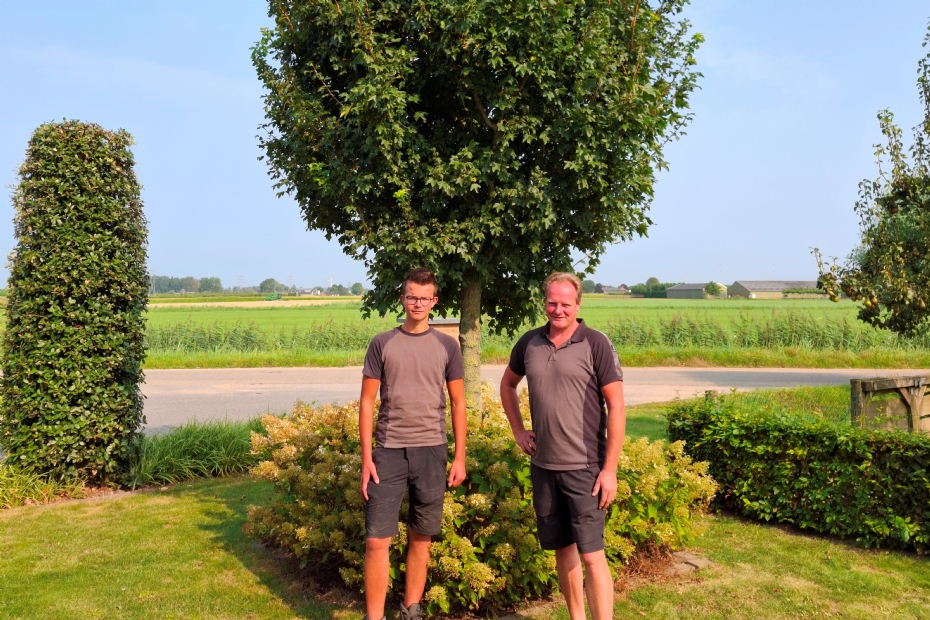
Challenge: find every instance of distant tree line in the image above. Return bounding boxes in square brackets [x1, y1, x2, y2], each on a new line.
[629, 277, 681, 298]
[150, 275, 222, 294]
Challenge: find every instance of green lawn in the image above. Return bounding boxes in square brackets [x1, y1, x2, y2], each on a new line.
[2, 406, 927, 619]
[0, 477, 350, 620]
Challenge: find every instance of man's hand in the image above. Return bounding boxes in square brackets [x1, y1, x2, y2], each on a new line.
[592, 468, 618, 510]
[514, 429, 537, 456]
[448, 456, 466, 487]
[360, 459, 379, 501]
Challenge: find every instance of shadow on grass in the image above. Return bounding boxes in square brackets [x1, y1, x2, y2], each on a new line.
[192, 476, 364, 620]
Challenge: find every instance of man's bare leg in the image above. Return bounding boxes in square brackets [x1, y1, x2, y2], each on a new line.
[365, 537, 392, 619]
[581, 550, 614, 620]
[404, 527, 432, 607]
[555, 544, 585, 620]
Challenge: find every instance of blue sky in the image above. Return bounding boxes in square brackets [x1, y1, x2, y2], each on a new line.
[1, 1, 927, 289]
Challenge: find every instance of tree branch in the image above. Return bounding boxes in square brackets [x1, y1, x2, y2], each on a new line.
[471, 90, 498, 133]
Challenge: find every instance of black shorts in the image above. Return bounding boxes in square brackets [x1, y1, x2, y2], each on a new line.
[531, 464, 606, 554]
[365, 445, 447, 538]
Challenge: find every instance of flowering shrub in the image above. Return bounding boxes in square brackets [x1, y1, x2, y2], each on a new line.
[245, 385, 716, 613]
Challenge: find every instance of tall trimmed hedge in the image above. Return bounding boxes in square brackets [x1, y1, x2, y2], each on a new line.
[667, 396, 930, 550]
[0, 120, 149, 480]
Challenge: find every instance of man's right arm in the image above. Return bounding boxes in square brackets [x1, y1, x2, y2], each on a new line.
[359, 376, 381, 500]
[500, 367, 535, 456]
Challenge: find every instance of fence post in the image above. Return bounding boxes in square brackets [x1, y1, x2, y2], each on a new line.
[850, 379, 863, 428]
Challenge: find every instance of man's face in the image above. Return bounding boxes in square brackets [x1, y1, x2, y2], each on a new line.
[401, 281, 437, 320]
[545, 281, 580, 329]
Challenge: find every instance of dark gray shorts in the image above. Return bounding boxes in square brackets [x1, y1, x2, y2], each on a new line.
[365, 445, 447, 539]
[531, 464, 606, 554]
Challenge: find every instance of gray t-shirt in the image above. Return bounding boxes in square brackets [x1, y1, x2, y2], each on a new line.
[363, 327, 464, 448]
[508, 320, 623, 470]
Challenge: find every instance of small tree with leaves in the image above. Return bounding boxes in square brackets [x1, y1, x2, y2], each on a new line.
[818, 23, 930, 334]
[703, 282, 723, 298]
[0, 120, 148, 480]
[254, 0, 701, 407]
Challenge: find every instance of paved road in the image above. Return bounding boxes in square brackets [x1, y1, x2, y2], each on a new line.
[142, 366, 926, 432]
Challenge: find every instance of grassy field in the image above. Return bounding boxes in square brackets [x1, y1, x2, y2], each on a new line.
[2, 405, 927, 619]
[5, 296, 930, 369]
[142, 297, 858, 330]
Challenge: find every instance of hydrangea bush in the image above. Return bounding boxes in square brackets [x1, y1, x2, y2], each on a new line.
[245, 385, 716, 613]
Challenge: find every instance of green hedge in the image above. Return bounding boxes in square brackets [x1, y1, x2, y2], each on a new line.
[0, 120, 148, 480]
[245, 388, 717, 614]
[667, 396, 930, 550]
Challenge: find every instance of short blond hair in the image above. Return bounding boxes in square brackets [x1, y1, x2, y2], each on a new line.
[543, 272, 583, 303]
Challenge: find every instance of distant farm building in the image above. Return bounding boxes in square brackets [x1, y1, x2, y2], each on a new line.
[728, 280, 818, 299]
[666, 283, 727, 299]
[600, 285, 628, 294]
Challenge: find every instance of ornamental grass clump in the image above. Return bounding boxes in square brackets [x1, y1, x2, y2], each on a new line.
[0, 120, 148, 481]
[245, 384, 716, 614]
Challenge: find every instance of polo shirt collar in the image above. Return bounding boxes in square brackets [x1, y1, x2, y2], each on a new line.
[543, 318, 588, 343]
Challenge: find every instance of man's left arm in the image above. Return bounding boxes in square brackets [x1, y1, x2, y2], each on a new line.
[446, 378, 467, 487]
[592, 380, 626, 509]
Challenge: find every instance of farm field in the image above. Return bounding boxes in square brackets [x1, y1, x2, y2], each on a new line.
[5, 296, 930, 369]
[142, 296, 860, 330]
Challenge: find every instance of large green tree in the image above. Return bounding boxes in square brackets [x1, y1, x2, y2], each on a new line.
[254, 0, 701, 406]
[818, 24, 930, 334]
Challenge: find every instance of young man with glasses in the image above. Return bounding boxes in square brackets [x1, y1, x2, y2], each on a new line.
[500, 272, 625, 620]
[359, 267, 467, 620]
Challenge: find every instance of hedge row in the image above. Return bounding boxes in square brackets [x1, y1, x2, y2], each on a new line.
[667, 396, 930, 550]
[245, 387, 717, 614]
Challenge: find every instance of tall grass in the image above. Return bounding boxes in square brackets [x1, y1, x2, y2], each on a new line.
[146, 319, 516, 354]
[603, 311, 930, 351]
[124, 418, 264, 488]
[146, 312, 930, 356]
[0, 465, 85, 509]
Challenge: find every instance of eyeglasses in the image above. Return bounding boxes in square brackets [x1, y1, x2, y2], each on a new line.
[403, 295, 435, 306]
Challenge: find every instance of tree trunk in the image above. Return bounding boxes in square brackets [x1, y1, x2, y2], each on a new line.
[459, 280, 482, 413]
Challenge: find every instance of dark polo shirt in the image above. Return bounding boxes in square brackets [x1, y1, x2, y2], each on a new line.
[363, 327, 464, 448]
[508, 320, 623, 471]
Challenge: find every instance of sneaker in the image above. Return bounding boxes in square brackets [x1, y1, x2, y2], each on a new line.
[398, 603, 423, 620]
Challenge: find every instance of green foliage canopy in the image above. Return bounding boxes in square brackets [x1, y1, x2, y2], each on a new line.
[818, 23, 930, 334]
[629, 278, 679, 298]
[703, 281, 723, 297]
[0, 120, 149, 480]
[198, 277, 223, 293]
[258, 278, 277, 293]
[252, 0, 702, 333]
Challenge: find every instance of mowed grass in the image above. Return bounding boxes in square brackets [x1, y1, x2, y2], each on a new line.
[2, 406, 927, 619]
[0, 476, 355, 620]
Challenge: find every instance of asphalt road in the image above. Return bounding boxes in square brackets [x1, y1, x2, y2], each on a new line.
[141, 366, 925, 432]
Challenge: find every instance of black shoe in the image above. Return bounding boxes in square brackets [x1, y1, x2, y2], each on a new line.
[363, 616, 386, 620]
[398, 603, 423, 620]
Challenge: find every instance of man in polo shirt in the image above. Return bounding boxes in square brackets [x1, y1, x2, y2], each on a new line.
[500, 272, 625, 620]
[359, 267, 467, 620]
